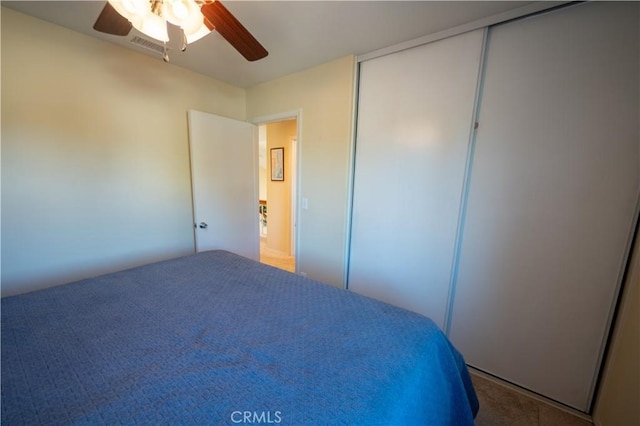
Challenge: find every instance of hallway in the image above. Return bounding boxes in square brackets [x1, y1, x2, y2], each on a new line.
[260, 237, 295, 273]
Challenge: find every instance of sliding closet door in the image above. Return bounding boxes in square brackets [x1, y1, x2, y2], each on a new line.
[348, 29, 485, 329]
[449, 2, 639, 411]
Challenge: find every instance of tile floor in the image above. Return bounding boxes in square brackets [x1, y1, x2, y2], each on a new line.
[472, 373, 594, 426]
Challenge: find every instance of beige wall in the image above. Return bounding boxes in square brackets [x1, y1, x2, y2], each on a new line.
[1, 8, 247, 295]
[1, 8, 357, 293]
[247, 56, 356, 287]
[593, 229, 640, 425]
[265, 120, 296, 255]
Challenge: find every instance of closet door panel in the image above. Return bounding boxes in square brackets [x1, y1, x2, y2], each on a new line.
[348, 29, 484, 329]
[449, 2, 639, 411]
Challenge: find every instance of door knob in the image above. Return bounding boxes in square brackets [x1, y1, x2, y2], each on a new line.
[199, 222, 208, 229]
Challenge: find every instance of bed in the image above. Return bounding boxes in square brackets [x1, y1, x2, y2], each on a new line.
[2, 250, 478, 425]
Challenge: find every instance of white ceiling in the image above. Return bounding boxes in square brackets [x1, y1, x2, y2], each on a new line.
[4, 1, 540, 88]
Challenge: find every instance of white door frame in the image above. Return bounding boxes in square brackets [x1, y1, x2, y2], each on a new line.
[289, 137, 298, 256]
[250, 110, 302, 272]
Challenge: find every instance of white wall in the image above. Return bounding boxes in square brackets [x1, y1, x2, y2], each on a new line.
[1, 8, 247, 295]
[247, 56, 356, 287]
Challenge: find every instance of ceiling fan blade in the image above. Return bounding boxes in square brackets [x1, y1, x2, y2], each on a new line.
[201, 1, 268, 62]
[93, 2, 132, 36]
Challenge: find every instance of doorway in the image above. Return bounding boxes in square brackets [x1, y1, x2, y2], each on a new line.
[257, 118, 298, 272]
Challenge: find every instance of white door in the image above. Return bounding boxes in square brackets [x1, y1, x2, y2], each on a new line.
[448, 2, 639, 411]
[348, 29, 486, 330]
[188, 110, 259, 261]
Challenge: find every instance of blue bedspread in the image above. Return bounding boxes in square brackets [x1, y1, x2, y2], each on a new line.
[2, 250, 478, 425]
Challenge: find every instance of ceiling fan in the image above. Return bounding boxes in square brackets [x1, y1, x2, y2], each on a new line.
[93, 0, 268, 62]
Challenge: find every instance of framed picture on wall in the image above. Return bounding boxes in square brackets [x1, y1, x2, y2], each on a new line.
[270, 147, 284, 181]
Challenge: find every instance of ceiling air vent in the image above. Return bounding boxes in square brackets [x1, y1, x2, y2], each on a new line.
[129, 36, 166, 54]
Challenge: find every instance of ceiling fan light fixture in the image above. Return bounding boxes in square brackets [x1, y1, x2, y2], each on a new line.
[95, 0, 267, 61]
[163, 0, 194, 25]
[108, 0, 205, 46]
[185, 21, 211, 44]
[178, 5, 206, 36]
[137, 11, 169, 42]
[121, 0, 150, 17]
[171, 1, 189, 20]
[107, 0, 145, 28]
